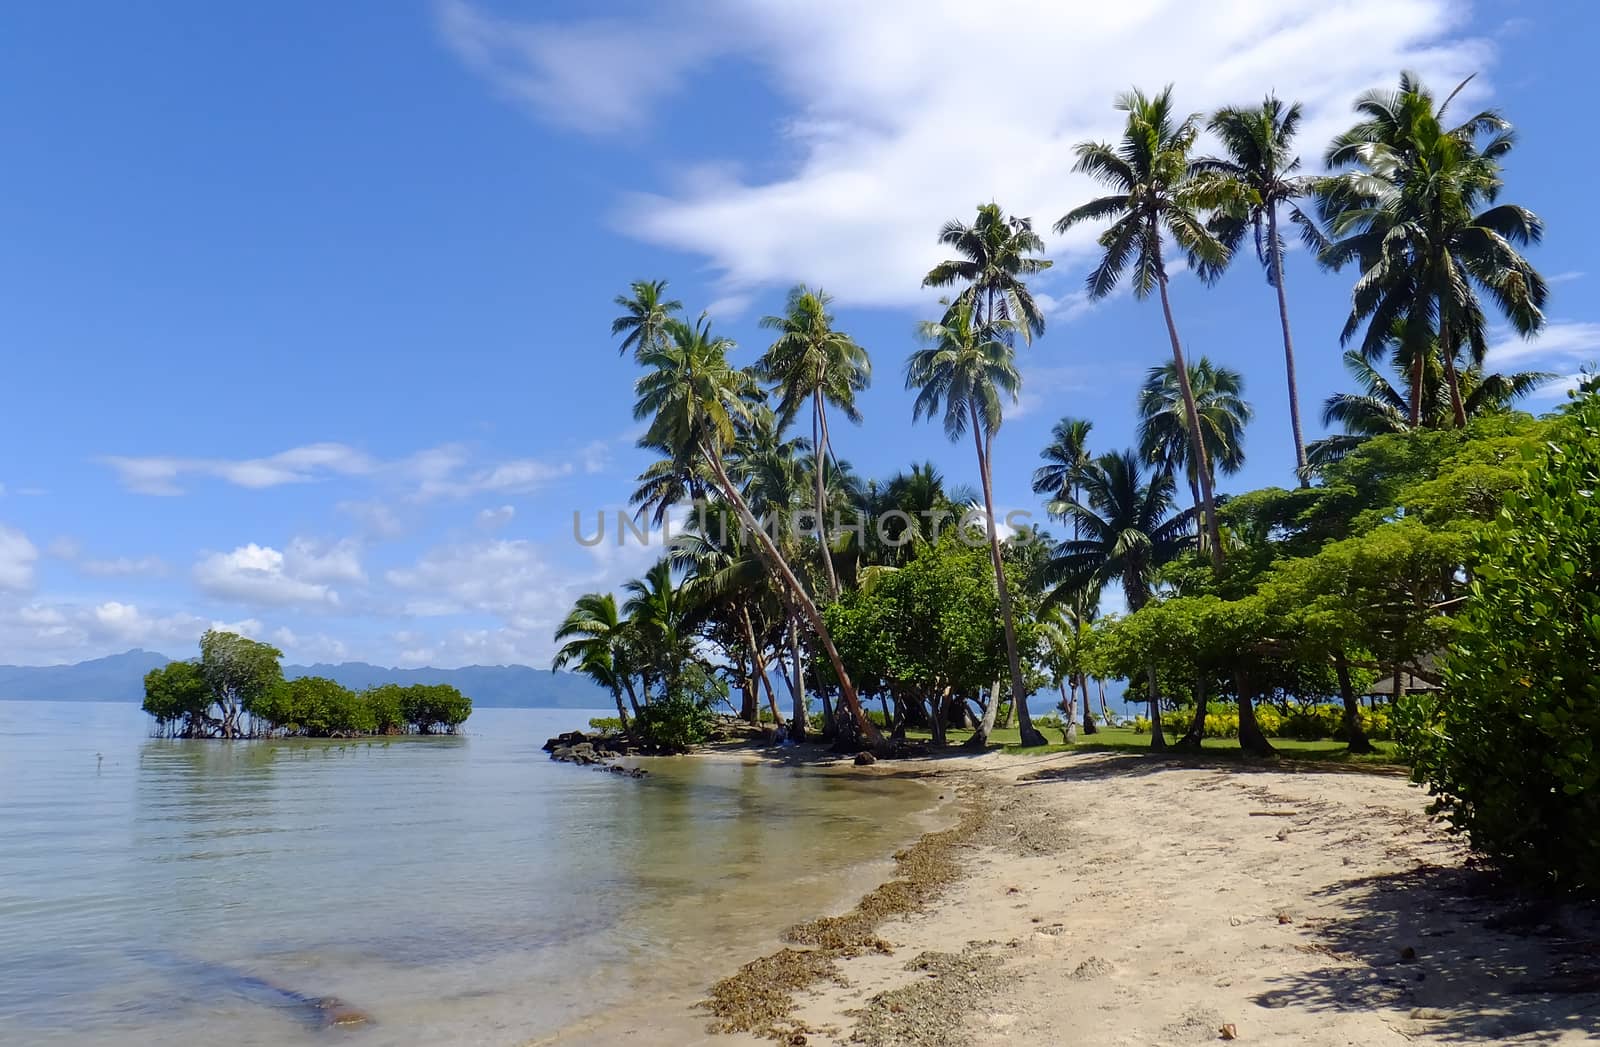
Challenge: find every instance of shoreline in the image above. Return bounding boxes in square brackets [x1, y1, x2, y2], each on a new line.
[539, 741, 1600, 1046]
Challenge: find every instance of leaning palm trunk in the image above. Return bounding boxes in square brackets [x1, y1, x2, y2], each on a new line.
[1155, 272, 1224, 568]
[969, 678, 1002, 748]
[970, 405, 1047, 748]
[812, 392, 841, 598]
[739, 606, 784, 727]
[1266, 210, 1309, 479]
[1079, 675, 1098, 735]
[701, 443, 884, 751]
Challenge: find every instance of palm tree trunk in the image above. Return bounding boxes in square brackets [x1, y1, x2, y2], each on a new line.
[1059, 679, 1078, 743]
[813, 392, 840, 598]
[786, 614, 807, 742]
[1079, 674, 1098, 735]
[1156, 270, 1224, 569]
[1267, 210, 1309, 480]
[1440, 317, 1467, 428]
[1408, 341, 1427, 427]
[700, 441, 884, 751]
[969, 404, 1047, 748]
[621, 677, 643, 719]
[611, 687, 631, 732]
[740, 605, 784, 727]
[1097, 677, 1111, 725]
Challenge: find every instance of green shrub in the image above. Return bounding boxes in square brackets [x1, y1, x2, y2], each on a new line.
[398, 684, 472, 734]
[363, 684, 408, 734]
[633, 665, 722, 751]
[1401, 395, 1600, 893]
[588, 716, 624, 733]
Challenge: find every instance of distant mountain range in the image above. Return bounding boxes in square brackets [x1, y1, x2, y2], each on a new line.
[0, 649, 613, 708]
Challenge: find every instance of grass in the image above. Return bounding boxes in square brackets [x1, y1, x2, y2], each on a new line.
[899, 723, 1405, 768]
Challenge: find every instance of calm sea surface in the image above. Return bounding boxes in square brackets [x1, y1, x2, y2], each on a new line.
[0, 701, 938, 1046]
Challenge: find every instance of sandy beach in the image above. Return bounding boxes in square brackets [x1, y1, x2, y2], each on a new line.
[544, 746, 1600, 1046]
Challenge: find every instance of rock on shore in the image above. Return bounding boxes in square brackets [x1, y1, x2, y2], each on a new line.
[541, 730, 647, 777]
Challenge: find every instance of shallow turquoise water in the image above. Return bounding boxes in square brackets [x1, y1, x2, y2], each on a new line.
[0, 701, 936, 1045]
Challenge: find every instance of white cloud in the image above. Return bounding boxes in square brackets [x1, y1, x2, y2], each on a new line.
[386, 538, 560, 622]
[45, 536, 80, 560]
[101, 442, 375, 495]
[0, 525, 38, 592]
[270, 626, 350, 663]
[434, 0, 719, 132]
[283, 537, 366, 584]
[193, 543, 344, 609]
[1486, 320, 1600, 371]
[446, 0, 1489, 309]
[476, 505, 517, 529]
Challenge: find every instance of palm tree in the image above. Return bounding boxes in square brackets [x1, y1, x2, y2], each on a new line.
[553, 593, 640, 729]
[905, 300, 1048, 748]
[1316, 72, 1547, 427]
[1043, 450, 1195, 748]
[634, 314, 886, 751]
[1197, 96, 1318, 477]
[611, 279, 684, 361]
[1032, 417, 1099, 734]
[756, 286, 871, 597]
[1136, 358, 1252, 540]
[1306, 349, 1554, 472]
[622, 559, 697, 701]
[922, 203, 1052, 343]
[1057, 86, 1231, 567]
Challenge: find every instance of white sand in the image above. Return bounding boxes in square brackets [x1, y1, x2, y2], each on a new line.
[538, 748, 1600, 1046]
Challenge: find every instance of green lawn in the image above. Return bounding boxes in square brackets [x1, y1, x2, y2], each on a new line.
[902, 723, 1404, 768]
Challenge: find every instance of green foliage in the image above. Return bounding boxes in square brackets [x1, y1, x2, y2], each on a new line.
[1401, 396, 1600, 892]
[633, 664, 723, 751]
[141, 661, 210, 731]
[588, 716, 625, 733]
[254, 677, 373, 737]
[363, 684, 409, 734]
[399, 684, 473, 734]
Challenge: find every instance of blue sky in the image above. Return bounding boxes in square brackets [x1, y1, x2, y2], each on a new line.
[1, 0, 1595, 666]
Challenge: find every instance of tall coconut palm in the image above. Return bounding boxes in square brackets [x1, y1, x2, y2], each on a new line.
[1136, 357, 1252, 540]
[1057, 86, 1231, 567]
[552, 593, 640, 728]
[1032, 417, 1099, 734]
[621, 559, 698, 701]
[1305, 349, 1554, 472]
[611, 279, 684, 361]
[1316, 72, 1547, 427]
[634, 315, 886, 751]
[922, 203, 1053, 343]
[1043, 450, 1196, 748]
[756, 286, 871, 597]
[1197, 96, 1318, 477]
[905, 300, 1048, 748]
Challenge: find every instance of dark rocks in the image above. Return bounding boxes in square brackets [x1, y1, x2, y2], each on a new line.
[543, 729, 647, 777]
[854, 751, 878, 766]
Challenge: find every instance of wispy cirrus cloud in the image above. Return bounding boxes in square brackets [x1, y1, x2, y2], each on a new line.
[441, 0, 1491, 310]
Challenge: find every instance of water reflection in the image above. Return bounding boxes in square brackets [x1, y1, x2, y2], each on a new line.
[0, 703, 934, 1046]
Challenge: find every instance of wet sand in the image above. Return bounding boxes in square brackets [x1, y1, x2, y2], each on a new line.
[551, 744, 1600, 1046]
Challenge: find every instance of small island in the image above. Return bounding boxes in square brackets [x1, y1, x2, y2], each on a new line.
[142, 629, 472, 739]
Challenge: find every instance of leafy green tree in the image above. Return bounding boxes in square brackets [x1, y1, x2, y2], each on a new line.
[1197, 95, 1317, 476]
[399, 684, 472, 734]
[1058, 86, 1231, 565]
[198, 629, 284, 738]
[1401, 395, 1600, 891]
[1317, 72, 1547, 427]
[905, 300, 1047, 748]
[922, 202, 1052, 342]
[141, 661, 211, 737]
[756, 286, 871, 597]
[611, 279, 683, 361]
[1136, 357, 1252, 540]
[633, 313, 886, 751]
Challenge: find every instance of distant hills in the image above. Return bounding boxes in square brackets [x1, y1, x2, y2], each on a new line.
[0, 649, 613, 708]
